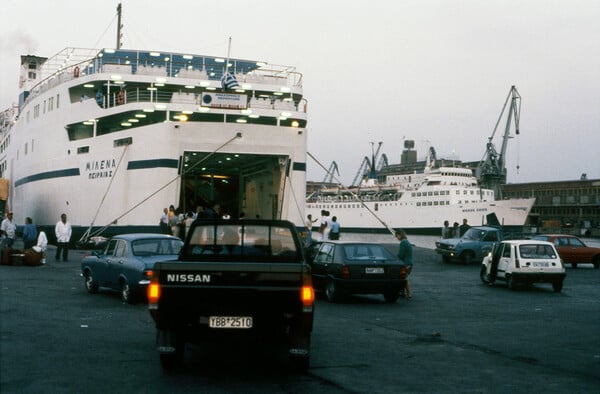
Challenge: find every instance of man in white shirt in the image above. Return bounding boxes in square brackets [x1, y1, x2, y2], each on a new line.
[55, 213, 72, 262]
[1, 211, 16, 248]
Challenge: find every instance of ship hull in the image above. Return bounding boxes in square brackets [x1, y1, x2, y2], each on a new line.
[307, 198, 535, 235]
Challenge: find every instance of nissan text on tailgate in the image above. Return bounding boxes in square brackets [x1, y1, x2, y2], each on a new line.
[147, 219, 314, 372]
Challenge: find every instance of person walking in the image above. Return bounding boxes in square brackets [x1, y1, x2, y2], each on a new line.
[23, 217, 38, 249]
[396, 229, 413, 300]
[55, 213, 72, 262]
[0, 211, 16, 249]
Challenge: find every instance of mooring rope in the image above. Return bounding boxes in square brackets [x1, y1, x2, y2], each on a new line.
[307, 151, 397, 237]
[83, 132, 242, 240]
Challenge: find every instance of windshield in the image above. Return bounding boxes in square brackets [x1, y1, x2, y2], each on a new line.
[463, 228, 486, 241]
[132, 238, 183, 256]
[518, 244, 557, 259]
[184, 223, 300, 260]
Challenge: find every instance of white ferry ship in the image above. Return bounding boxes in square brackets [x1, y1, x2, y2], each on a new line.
[306, 147, 535, 234]
[0, 38, 307, 242]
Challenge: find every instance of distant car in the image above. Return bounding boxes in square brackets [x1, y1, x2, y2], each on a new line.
[81, 233, 183, 303]
[531, 234, 600, 269]
[480, 240, 566, 292]
[435, 226, 502, 264]
[309, 241, 408, 303]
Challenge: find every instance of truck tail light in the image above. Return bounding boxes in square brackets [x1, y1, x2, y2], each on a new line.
[148, 281, 161, 305]
[342, 266, 350, 279]
[301, 270, 314, 308]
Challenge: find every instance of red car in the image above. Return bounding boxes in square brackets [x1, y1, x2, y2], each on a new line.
[531, 234, 600, 269]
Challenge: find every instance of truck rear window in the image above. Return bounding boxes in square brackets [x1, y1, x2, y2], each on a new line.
[183, 223, 300, 260]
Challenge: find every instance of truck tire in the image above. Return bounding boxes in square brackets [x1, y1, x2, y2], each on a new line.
[593, 256, 600, 269]
[289, 355, 309, 373]
[160, 340, 185, 371]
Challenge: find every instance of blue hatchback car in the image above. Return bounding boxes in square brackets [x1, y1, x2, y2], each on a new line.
[81, 233, 183, 303]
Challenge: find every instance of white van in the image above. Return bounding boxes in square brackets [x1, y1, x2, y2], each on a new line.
[480, 240, 566, 292]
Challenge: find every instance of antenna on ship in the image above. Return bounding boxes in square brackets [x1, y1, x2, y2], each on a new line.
[116, 2, 123, 49]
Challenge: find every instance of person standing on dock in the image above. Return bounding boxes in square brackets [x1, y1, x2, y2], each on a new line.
[441, 220, 452, 239]
[329, 216, 341, 240]
[0, 211, 16, 249]
[23, 217, 38, 250]
[305, 214, 318, 246]
[396, 229, 413, 300]
[55, 213, 72, 262]
[459, 218, 470, 237]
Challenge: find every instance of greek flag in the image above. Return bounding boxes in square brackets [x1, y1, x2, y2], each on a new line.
[221, 72, 240, 90]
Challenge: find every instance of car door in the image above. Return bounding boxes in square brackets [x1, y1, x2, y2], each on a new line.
[496, 243, 512, 277]
[95, 239, 118, 287]
[107, 240, 127, 289]
[311, 243, 334, 289]
[481, 231, 499, 259]
[553, 237, 573, 263]
[567, 237, 588, 263]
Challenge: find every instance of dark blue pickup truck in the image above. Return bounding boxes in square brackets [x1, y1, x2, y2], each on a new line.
[147, 219, 314, 372]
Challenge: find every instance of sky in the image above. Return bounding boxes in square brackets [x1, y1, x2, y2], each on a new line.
[1, 0, 599, 185]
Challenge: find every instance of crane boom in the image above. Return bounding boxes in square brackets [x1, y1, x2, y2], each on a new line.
[476, 86, 521, 199]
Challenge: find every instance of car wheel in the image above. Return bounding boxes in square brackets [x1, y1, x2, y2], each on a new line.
[120, 280, 134, 304]
[507, 275, 516, 290]
[461, 251, 474, 265]
[552, 280, 563, 293]
[384, 291, 400, 303]
[480, 265, 492, 284]
[325, 280, 340, 303]
[572, 263, 577, 269]
[593, 256, 600, 269]
[84, 270, 99, 294]
[442, 255, 451, 264]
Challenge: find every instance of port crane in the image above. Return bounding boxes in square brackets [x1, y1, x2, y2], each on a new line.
[351, 141, 388, 186]
[476, 85, 521, 199]
[322, 161, 340, 184]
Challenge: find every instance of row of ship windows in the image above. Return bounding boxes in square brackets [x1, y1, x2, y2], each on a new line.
[309, 200, 484, 209]
[28, 94, 60, 122]
[411, 190, 493, 197]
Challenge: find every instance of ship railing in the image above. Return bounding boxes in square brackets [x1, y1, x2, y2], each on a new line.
[94, 88, 303, 113]
[21, 48, 303, 110]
